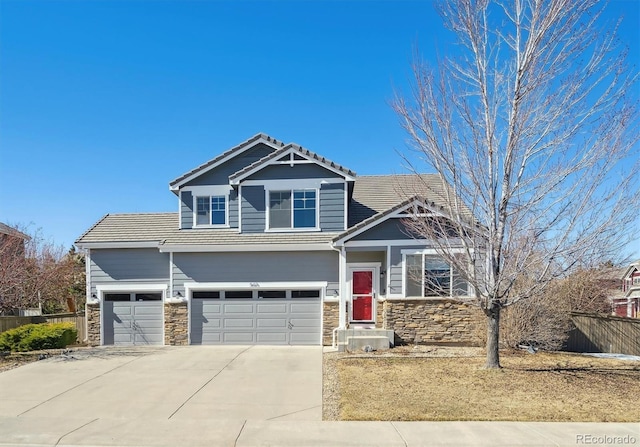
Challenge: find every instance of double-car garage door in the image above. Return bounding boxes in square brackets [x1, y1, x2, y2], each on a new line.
[190, 289, 321, 345]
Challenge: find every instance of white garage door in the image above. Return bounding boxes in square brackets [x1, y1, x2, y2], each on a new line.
[190, 290, 321, 345]
[103, 293, 163, 345]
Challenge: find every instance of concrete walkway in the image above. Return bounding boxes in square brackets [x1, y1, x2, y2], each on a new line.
[0, 346, 637, 446]
[0, 417, 637, 446]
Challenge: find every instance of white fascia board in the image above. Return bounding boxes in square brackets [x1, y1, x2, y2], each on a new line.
[342, 239, 432, 248]
[400, 247, 468, 255]
[241, 178, 344, 188]
[185, 281, 328, 290]
[180, 185, 233, 195]
[76, 241, 160, 249]
[169, 137, 282, 191]
[158, 243, 334, 253]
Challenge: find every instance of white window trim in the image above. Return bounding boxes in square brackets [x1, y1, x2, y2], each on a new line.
[193, 194, 230, 228]
[401, 248, 472, 298]
[265, 187, 321, 232]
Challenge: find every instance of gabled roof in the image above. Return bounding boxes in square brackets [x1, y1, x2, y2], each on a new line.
[0, 222, 29, 240]
[334, 174, 478, 245]
[229, 143, 356, 184]
[622, 260, 640, 280]
[169, 133, 286, 190]
[348, 174, 472, 227]
[333, 196, 420, 245]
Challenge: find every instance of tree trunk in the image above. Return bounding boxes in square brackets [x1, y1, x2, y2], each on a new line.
[485, 303, 502, 369]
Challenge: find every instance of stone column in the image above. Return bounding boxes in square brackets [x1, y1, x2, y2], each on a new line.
[164, 301, 188, 345]
[86, 302, 101, 346]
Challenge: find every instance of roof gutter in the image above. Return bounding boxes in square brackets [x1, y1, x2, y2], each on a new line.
[158, 243, 335, 253]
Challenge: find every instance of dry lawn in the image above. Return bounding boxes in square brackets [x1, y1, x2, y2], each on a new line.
[325, 348, 640, 421]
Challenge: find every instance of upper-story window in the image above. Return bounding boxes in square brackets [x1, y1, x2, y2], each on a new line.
[195, 195, 226, 226]
[268, 189, 317, 230]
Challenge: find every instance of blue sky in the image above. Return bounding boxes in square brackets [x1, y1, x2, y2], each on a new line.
[1, 0, 639, 259]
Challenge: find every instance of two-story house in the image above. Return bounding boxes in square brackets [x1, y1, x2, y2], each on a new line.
[76, 134, 482, 347]
[615, 260, 640, 318]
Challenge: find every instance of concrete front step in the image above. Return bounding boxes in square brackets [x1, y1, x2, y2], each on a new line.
[335, 329, 395, 352]
[347, 335, 391, 352]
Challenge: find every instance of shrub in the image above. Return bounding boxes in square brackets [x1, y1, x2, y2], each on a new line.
[0, 322, 78, 352]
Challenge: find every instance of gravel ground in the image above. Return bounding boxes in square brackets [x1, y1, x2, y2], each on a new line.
[322, 345, 484, 420]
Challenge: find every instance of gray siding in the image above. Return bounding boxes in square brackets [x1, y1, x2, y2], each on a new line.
[319, 183, 345, 231]
[352, 218, 420, 241]
[246, 163, 343, 181]
[387, 245, 432, 296]
[184, 143, 277, 186]
[172, 251, 339, 296]
[90, 248, 169, 294]
[241, 185, 265, 233]
[228, 189, 239, 228]
[180, 191, 193, 229]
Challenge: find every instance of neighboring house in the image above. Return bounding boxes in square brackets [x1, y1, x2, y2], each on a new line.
[615, 260, 640, 318]
[75, 134, 482, 347]
[0, 222, 29, 255]
[0, 222, 32, 316]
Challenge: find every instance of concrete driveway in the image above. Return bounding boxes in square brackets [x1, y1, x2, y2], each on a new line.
[0, 345, 322, 422]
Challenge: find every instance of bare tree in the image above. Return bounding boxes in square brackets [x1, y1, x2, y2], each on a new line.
[393, 0, 639, 368]
[501, 265, 617, 350]
[0, 225, 83, 315]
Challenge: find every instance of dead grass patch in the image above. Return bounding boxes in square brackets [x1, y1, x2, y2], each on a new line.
[327, 349, 640, 421]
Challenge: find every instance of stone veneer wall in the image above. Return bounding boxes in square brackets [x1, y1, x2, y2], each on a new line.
[323, 301, 339, 345]
[164, 301, 188, 345]
[383, 299, 483, 345]
[86, 302, 101, 346]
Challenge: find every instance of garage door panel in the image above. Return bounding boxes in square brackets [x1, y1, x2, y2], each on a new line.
[290, 303, 318, 313]
[289, 333, 319, 345]
[256, 318, 287, 328]
[195, 318, 221, 328]
[257, 333, 287, 343]
[199, 332, 221, 344]
[223, 318, 255, 328]
[223, 332, 254, 343]
[257, 303, 288, 313]
[222, 303, 254, 313]
[112, 304, 132, 316]
[290, 318, 319, 328]
[202, 303, 221, 314]
[133, 306, 163, 316]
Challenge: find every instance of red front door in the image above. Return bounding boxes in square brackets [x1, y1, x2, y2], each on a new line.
[352, 270, 373, 321]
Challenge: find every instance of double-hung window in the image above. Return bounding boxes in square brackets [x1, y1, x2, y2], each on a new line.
[195, 195, 226, 226]
[268, 189, 317, 229]
[405, 253, 468, 297]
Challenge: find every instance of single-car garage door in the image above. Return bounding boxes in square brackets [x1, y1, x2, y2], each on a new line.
[190, 290, 321, 345]
[103, 293, 163, 345]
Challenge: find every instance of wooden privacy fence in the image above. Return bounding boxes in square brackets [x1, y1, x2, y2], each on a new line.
[0, 313, 86, 343]
[565, 312, 640, 356]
